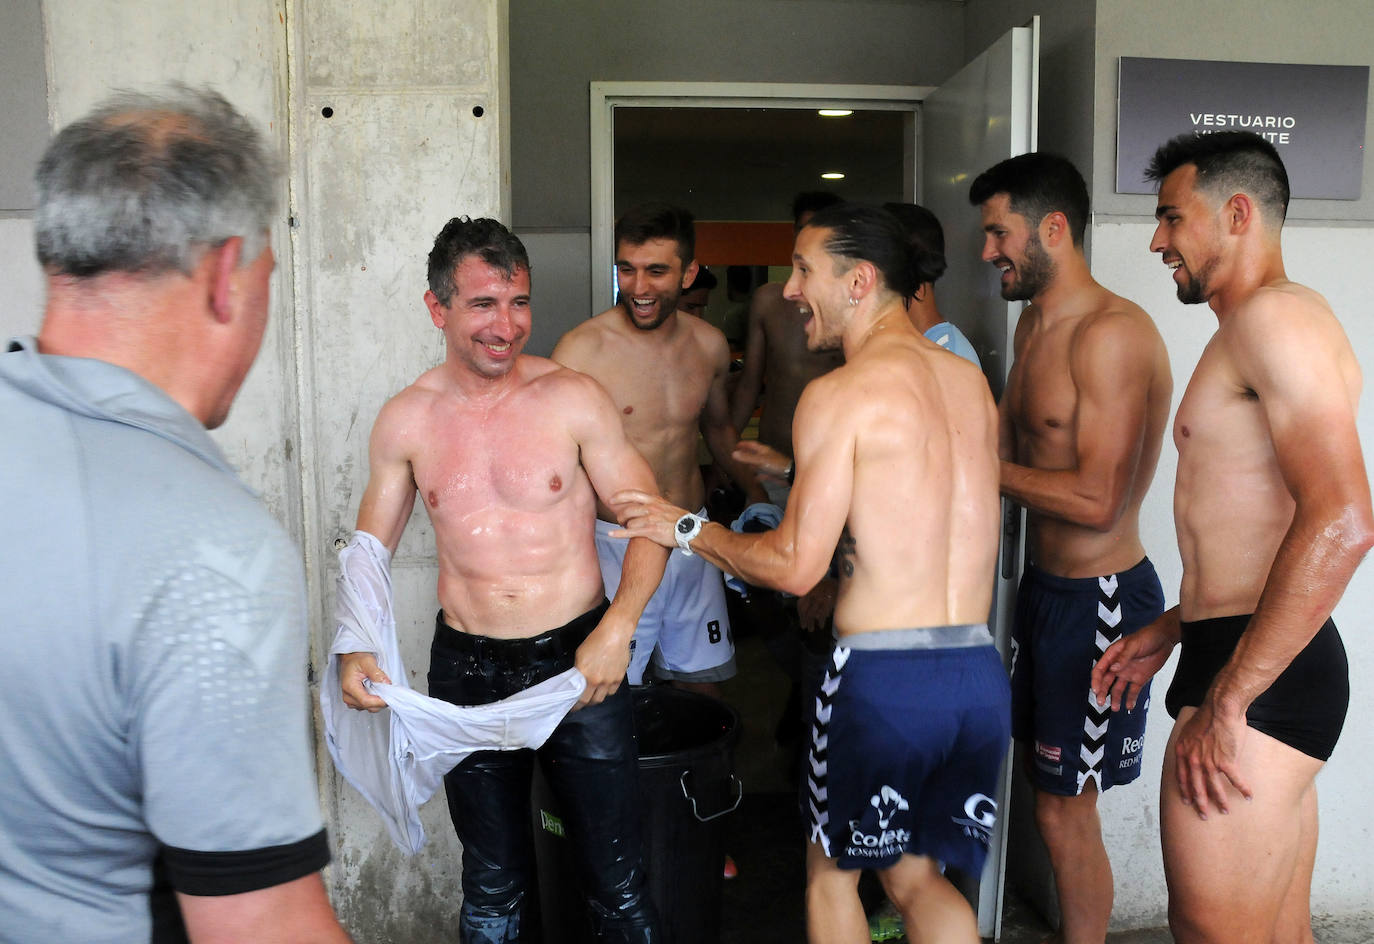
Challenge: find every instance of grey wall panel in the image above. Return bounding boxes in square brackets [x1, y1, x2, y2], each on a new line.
[0, 0, 48, 211]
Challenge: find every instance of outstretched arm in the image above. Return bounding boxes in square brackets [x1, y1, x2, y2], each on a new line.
[337, 396, 419, 711]
[615, 376, 852, 596]
[571, 373, 670, 707]
[1000, 314, 1167, 530]
[1174, 293, 1373, 817]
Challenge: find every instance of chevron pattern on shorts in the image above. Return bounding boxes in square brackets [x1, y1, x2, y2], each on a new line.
[1077, 574, 1122, 794]
[806, 646, 850, 857]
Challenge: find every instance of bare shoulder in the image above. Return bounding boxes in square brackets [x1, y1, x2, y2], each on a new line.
[1228, 281, 1353, 365]
[685, 312, 732, 362]
[1077, 290, 1163, 348]
[551, 309, 621, 366]
[526, 354, 613, 405]
[1235, 281, 1339, 332]
[750, 282, 787, 318]
[370, 368, 447, 453]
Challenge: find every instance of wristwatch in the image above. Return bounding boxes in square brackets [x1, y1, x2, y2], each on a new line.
[674, 512, 706, 555]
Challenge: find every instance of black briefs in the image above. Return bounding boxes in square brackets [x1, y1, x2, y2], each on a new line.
[1165, 615, 1348, 761]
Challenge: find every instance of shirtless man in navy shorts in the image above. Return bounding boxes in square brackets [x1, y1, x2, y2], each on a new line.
[1094, 131, 1373, 944]
[612, 203, 1007, 944]
[970, 153, 1172, 944]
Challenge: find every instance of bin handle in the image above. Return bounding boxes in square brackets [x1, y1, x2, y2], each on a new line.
[679, 770, 743, 822]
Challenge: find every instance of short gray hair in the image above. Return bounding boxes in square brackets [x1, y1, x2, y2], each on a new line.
[35, 85, 280, 277]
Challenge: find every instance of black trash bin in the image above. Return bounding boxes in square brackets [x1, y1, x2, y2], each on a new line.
[532, 686, 741, 943]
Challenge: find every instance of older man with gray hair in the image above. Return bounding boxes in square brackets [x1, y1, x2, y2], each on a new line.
[0, 87, 351, 943]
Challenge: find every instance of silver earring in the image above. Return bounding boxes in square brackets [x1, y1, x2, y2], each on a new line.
[848, 296, 858, 306]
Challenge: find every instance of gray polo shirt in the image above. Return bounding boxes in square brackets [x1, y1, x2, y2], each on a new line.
[0, 338, 328, 943]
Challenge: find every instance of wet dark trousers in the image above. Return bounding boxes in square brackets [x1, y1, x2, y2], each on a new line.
[427, 607, 659, 943]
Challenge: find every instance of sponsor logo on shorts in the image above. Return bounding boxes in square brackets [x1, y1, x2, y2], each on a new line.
[951, 793, 998, 846]
[844, 786, 911, 859]
[1035, 741, 1061, 763]
[1118, 734, 1143, 770]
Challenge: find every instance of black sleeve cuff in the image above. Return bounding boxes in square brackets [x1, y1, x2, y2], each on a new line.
[161, 828, 332, 897]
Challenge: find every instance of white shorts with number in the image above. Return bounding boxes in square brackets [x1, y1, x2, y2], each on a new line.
[594, 511, 736, 685]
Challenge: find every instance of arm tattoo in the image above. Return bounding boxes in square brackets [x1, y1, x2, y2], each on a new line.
[836, 529, 856, 579]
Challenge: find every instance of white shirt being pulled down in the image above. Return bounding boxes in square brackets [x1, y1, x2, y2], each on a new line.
[320, 531, 586, 855]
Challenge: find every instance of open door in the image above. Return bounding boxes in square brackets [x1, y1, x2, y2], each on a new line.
[920, 18, 1039, 941]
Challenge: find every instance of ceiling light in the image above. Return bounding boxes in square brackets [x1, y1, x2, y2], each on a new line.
[821, 172, 845, 180]
[818, 109, 853, 118]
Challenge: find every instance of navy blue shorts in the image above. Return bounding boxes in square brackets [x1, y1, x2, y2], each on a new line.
[1011, 558, 1164, 796]
[803, 629, 1010, 875]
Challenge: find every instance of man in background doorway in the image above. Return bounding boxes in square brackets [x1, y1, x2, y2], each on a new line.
[679, 264, 717, 318]
[731, 191, 846, 507]
[884, 201, 982, 370]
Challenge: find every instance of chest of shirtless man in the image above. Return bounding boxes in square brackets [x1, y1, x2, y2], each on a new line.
[552, 211, 753, 689]
[336, 220, 666, 942]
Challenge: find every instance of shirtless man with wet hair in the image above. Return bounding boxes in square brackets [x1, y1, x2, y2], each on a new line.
[337, 217, 666, 942]
[613, 203, 1008, 944]
[1094, 131, 1373, 944]
[554, 202, 759, 694]
[970, 152, 1172, 944]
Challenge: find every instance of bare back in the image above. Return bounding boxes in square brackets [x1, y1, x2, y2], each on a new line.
[795, 328, 1001, 635]
[1174, 281, 1364, 619]
[361, 356, 610, 637]
[1002, 289, 1171, 577]
[553, 308, 728, 516]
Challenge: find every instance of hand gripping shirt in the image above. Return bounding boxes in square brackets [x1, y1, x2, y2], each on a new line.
[321, 531, 586, 855]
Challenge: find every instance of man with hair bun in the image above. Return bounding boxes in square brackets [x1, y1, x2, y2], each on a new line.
[1094, 131, 1372, 944]
[884, 201, 982, 369]
[613, 202, 1008, 943]
[970, 151, 1171, 944]
[0, 86, 351, 943]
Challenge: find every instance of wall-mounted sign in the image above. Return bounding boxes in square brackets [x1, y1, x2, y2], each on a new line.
[1116, 57, 1369, 199]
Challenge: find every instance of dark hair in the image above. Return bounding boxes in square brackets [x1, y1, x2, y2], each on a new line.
[35, 85, 278, 277]
[791, 190, 843, 227]
[1145, 131, 1289, 223]
[614, 202, 694, 265]
[427, 217, 530, 305]
[685, 265, 718, 292]
[803, 203, 920, 301]
[967, 152, 1089, 247]
[883, 202, 947, 284]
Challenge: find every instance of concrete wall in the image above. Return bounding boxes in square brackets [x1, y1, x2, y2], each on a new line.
[294, 0, 508, 936]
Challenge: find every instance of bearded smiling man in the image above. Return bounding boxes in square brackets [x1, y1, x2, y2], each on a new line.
[1094, 131, 1372, 944]
[553, 203, 762, 696]
[971, 153, 1172, 944]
